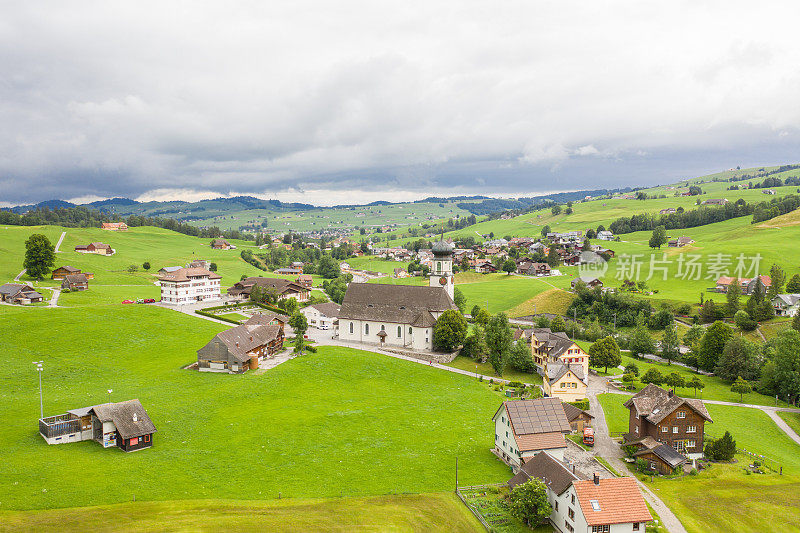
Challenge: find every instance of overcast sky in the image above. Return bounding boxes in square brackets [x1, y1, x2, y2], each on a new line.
[2, 1, 800, 206]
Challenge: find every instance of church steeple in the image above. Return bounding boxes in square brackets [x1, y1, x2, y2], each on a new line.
[430, 235, 455, 299]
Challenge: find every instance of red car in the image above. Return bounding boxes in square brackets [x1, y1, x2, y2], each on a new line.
[143, 298, 156, 303]
[122, 300, 134, 304]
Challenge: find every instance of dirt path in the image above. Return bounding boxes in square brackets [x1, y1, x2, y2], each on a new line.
[766, 410, 800, 446]
[48, 288, 61, 307]
[54, 231, 66, 252]
[14, 269, 26, 281]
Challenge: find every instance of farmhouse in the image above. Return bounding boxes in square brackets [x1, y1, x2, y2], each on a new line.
[296, 274, 313, 289]
[211, 238, 236, 250]
[667, 236, 694, 247]
[597, 230, 614, 240]
[302, 301, 341, 330]
[196, 314, 286, 373]
[715, 275, 772, 295]
[629, 436, 688, 475]
[0, 283, 44, 304]
[701, 198, 729, 205]
[516, 261, 552, 276]
[101, 222, 128, 231]
[623, 384, 712, 462]
[51, 265, 94, 280]
[571, 276, 603, 290]
[508, 452, 651, 533]
[492, 398, 572, 468]
[39, 399, 156, 452]
[773, 294, 800, 317]
[338, 283, 457, 352]
[274, 267, 302, 275]
[61, 273, 90, 291]
[227, 277, 309, 302]
[562, 402, 593, 432]
[75, 242, 114, 255]
[159, 267, 221, 305]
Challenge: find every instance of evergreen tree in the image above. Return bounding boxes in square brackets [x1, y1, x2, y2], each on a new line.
[726, 279, 742, 315]
[23, 234, 55, 280]
[786, 274, 800, 293]
[546, 245, 560, 268]
[660, 322, 680, 364]
[453, 288, 467, 313]
[768, 264, 786, 299]
[698, 321, 733, 372]
[486, 313, 513, 375]
[629, 315, 655, 358]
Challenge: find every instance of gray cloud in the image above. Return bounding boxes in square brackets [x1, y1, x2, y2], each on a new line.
[2, 1, 800, 205]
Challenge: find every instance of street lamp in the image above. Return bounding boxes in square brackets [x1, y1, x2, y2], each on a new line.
[32, 361, 43, 419]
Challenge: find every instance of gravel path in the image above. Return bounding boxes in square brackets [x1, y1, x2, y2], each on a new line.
[54, 231, 66, 252]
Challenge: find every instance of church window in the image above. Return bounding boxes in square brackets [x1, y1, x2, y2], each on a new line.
[365, 324, 369, 334]
[349, 322, 354, 334]
[397, 326, 402, 337]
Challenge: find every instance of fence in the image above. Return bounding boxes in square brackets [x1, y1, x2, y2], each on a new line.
[455, 488, 494, 532]
[705, 434, 782, 473]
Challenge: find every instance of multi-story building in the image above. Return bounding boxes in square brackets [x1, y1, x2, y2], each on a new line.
[158, 266, 222, 305]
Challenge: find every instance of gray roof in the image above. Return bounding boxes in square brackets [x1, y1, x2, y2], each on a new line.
[228, 277, 305, 296]
[634, 443, 687, 468]
[309, 302, 341, 317]
[432, 239, 455, 255]
[209, 323, 283, 363]
[67, 406, 93, 417]
[531, 328, 575, 359]
[624, 384, 712, 424]
[501, 398, 572, 436]
[0, 283, 32, 296]
[547, 362, 588, 386]
[91, 399, 156, 439]
[245, 312, 289, 325]
[773, 294, 800, 307]
[508, 451, 581, 493]
[54, 265, 81, 273]
[338, 283, 457, 326]
[63, 274, 89, 284]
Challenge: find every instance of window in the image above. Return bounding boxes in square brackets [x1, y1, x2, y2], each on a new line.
[590, 500, 601, 511]
[365, 324, 369, 334]
[686, 440, 696, 448]
[144, 434, 150, 443]
[591, 527, 610, 533]
[662, 426, 668, 433]
[380, 324, 385, 331]
[673, 426, 679, 433]
[397, 326, 402, 337]
[571, 494, 575, 504]
[555, 501, 558, 511]
[634, 426, 639, 434]
[350, 322, 354, 334]
[565, 522, 574, 533]
[568, 507, 575, 520]
[687, 425, 696, 433]
[408, 327, 413, 334]
[633, 523, 641, 531]
[677, 411, 686, 419]
[130, 437, 139, 446]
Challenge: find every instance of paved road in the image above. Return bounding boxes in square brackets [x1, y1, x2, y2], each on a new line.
[13, 269, 26, 281]
[54, 231, 66, 252]
[48, 288, 61, 307]
[587, 374, 688, 533]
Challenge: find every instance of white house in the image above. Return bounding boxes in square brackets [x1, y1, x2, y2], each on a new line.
[773, 294, 800, 317]
[492, 398, 572, 468]
[302, 302, 341, 330]
[597, 230, 614, 241]
[508, 452, 652, 533]
[158, 266, 222, 305]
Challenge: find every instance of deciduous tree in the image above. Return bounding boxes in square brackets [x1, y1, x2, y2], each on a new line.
[698, 321, 733, 372]
[23, 234, 55, 280]
[486, 313, 513, 375]
[731, 376, 752, 402]
[660, 322, 680, 364]
[507, 479, 552, 527]
[648, 225, 667, 249]
[588, 336, 621, 373]
[433, 310, 468, 352]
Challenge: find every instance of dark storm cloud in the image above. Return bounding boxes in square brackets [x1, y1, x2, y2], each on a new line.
[2, 1, 800, 206]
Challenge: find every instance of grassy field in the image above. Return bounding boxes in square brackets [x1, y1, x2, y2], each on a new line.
[0, 493, 481, 533]
[444, 355, 543, 384]
[777, 411, 800, 437]
[597, 393, 631, 434]
[455, 274, 554, 315]
[217, 312, 250, 323]
[506, 287, 575, 317]
[0, 303, 510, 511]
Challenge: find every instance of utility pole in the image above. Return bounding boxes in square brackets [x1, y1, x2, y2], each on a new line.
[33, 361, 43, 419]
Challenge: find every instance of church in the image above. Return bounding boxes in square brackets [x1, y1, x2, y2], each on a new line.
[337, 240, 458, 352]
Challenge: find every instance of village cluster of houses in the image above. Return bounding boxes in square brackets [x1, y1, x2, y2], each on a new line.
[513, 328, 590, 402]
[714, 274, 800, 317]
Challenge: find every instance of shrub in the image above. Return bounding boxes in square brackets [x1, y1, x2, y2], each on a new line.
[624, 363, 639, 376]
[705, 431, 736, 461]
[306, 345, 317, 353]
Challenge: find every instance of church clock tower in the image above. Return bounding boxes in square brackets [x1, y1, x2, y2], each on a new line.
[430, 238, 455, 300]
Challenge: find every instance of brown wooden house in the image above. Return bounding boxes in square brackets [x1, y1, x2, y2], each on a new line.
[62, 274, 90, 291]
[196, 314, 286, 373]
[52, 266, 94, 280]
[562, 402, 593, 432]
[623, 384, 712, 460]
[630, 436, 688, 474]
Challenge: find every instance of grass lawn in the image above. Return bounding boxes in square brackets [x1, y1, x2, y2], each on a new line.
[619, 354, 786, 407]
[444, 355, 543, 385]
[456, 274, 551, 315]
[0, 493, 481, 533]
[777, 411, 800, 437]
[216, 312, 250, 323]
[597, 393, 631, 434]
[506, 287, 575, 318]
[0, 303, 512, 511]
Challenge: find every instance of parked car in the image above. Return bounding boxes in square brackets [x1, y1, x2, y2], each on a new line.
[143, 298, 156, 303]
[122, 300, 134, 304]
[136, 299, 144, 304]
[319, 323, 330, 330]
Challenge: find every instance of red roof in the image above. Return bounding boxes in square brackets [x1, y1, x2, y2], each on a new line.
[573, 477, 652, 526]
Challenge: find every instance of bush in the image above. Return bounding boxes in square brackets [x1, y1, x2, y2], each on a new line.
[676, 303, 692, 315]
[734, 310, 758, 331]
[569, 399, 589, 411]
[705, 431, 736, 461]
[305, 345, 317, 353]
[624, 363, 639, 376]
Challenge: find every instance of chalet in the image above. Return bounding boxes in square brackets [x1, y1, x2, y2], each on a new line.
[744, 275, 772, 295]
[597, 230, 614, 240]
[475, 260, 498, 274]
[338, 283, 457, 352]
[715, 275, 772, 295]
[227, 277, 309, 302]
[773, 294, 800, 317]
[630, 436, 688, 475]
[571, 276, 603, 290]
[659, 208, 677, 214]
[61, 273, 90, 291]
[39, 399, 156, 452]
[302, 302, 341, 330]
[290, 261, 305, 271]
[75, 242, 114, 255]
[101, 222, 128, 231]
[296, 274, 313, 289]
[701, 198, 729, 205]
[196, 314, 286, 373]
[0, 283, 44, 304]
[52, 265, 94, 280]
[493, 398, 572, 468]
[211, 238, 236, 250]
[393, 267, 410, 279]
[516, 261, 552, 276]
[508, 453, 651, 533]
[623, 384, 712, 462]
[562, 402, 593, 433]
[274, 268, 302, 275]
[667, 236, 694, 247]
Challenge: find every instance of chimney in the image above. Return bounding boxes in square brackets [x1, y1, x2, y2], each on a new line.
[235, 342, 239, 347]
[133, 412, 138, 422]
[250, 336, 253, 341]
[668, 389, 674, 397]
[593, 473, 600, 485]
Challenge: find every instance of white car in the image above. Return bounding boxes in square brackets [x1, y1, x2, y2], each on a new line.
[318, 323, 330, 330]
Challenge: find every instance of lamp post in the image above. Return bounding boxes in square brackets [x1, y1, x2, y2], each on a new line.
[32, 361, 43, 419]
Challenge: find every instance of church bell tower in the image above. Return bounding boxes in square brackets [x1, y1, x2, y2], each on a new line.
[430, 238, 455, 300]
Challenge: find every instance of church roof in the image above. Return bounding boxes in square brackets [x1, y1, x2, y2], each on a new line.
[338, 283, 456, 326]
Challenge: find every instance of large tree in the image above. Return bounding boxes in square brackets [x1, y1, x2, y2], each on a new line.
[453, 287, 467, 313]
[461, 325, 489, 362]
[786, 273, 800, 293]
[289, 312, 308, 351]
[588, 336, 621, 373]
[726, 279, 742, 315]
[698, 321, 734, 372]
[629, 317, 656, 358]
[508, 340, 536, 373]
[716, 337, 761, 381]
[546, 245, 560, 268]
[23, 233, 55, 280]
[660, 322, 680, 364]
[648, 225, 667, 249]
[486, 313, 513, 375]
[317, 254, 341, 279]
[759, 329, 800, 403]
[768, 264, 786, 299]
[507, 479, 552, 528]
[433, 310, 468, 352]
